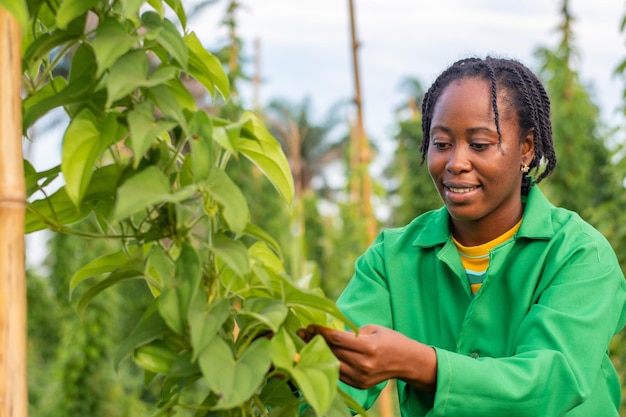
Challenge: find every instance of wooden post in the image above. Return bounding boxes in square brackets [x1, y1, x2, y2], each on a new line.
[347, 1, 390, 416]
[0, 6, 27, 417]
[347, 0, 377, 243]
[252, 38, 261, 113]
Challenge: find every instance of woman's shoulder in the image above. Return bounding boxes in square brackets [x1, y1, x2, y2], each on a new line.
[525, 187, 618, 259]
[375, 207, 449, 248]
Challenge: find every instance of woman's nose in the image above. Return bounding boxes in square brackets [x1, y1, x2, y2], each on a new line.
[446, 147, 472, 174]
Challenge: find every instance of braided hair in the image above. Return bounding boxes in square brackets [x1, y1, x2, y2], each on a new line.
[420, 56, 556, 195]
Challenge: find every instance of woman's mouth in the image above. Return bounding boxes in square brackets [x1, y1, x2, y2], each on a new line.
[446, 186, 477, 193]
[443, 183, 481, 204]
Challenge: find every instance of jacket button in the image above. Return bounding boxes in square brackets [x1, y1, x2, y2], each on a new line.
[469, 352, 480, 359]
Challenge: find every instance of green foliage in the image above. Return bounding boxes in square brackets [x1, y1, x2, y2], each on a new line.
[28, 229, 154, 417]
[22, 0, 358, 416]
[535, 45, 614, 216]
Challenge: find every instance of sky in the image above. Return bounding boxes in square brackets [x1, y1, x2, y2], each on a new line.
[191, 0, 625, 168]
[25, 0, 626, 267]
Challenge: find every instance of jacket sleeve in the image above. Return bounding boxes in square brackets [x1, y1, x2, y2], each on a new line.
[429, 248, 626, 416]
[335, 233, 393, 411]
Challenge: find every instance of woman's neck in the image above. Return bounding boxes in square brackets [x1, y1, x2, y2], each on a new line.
[450, 206, 524, 246]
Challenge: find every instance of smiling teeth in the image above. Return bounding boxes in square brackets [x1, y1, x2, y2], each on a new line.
[448, 187, 475, 193]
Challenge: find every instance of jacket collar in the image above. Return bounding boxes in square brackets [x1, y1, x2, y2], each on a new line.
[412, 186, 555, 248]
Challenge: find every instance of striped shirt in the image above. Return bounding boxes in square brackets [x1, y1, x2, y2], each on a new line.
[453, 218, 522, 296]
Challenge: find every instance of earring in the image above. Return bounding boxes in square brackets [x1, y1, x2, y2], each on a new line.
[521, 163, 530, 174]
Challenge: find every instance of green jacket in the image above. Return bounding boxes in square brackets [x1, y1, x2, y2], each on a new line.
[336, 186, 626, 416]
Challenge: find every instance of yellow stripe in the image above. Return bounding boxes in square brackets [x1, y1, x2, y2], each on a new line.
[453, 218, 523, 295]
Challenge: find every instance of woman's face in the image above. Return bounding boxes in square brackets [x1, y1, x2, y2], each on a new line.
[427, 77, 534, 241]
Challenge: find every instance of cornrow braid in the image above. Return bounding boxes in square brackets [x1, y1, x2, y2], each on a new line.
[420, 56, 557, 195]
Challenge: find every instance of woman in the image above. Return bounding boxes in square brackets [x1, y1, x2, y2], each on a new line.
[299, 57, 626, 416]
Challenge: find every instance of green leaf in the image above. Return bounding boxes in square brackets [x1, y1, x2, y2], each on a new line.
[114, 166, 170, 219]
[238, 112, 295, 204]
[135, 341, 178, 374]
[83, 164, 121, 202]
[56, 0, 99, 29]
[249, 241, 285, 274]
[209, 232, 250, 277]
[239, 297, 288, 333]
[244, 223, 283, 260]
[164, 0, 186, 29]
[106, 50, 148, 108]
[337, 387, 369, 417]
[127, 101, 177, 167]
[157, 242, 201, 335]
[23, 76, 67, 130]
[115, 309, 169, 369]
[140, 10, 163, 39]
[188, 111, 213, 180]
[30, 164, 118, 233]
[270, 327, 298, 372]
[303, 390, 353, 417]
[188, 297, 231, 361]
[23, 159, 37, 196]
[25, 187, 91, 233]
[186, 32, 229, 99]
[146, 0, 164, 17]
[23, 44, 99, 129]
[24, 161, 61, 198]
[198, 336, 271, 409]
[145, 245, 173, 296]
[291, 335, 339, 416]
[92, 18, 137, 77]
[76, 256, 145, 315]
[213, 126, 236, 154]
[119, 0, 144, 19]
[166, 77, 196, 112]
[62, 110, 117, 206]
[144, 64, 179, 87]
[259, 377, 300, 412]
[169, 351, 201, 377]
[283, 278, 357, 332]
[69, 250, 130, 296]
[156, 18, 188, 69]
[0, 0, 29, 29]
[203, 168, 249, 234]
[23, 27, 82, 72]
[146, 84, 187, 130]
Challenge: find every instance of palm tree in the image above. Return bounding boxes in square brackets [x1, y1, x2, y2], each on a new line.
[264, 97, 349, 199]
[261, 97, 350, 286]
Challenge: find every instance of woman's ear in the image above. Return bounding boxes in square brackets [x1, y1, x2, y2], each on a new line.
[521, 128, 535, 165]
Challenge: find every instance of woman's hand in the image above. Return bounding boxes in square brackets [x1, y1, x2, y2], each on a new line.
[298, 324, 437, 392]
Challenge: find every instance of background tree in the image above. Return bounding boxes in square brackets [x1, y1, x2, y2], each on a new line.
[534, 0, 617, 217]
[263, 97, 348, 283]
[384, 77, 441, 227]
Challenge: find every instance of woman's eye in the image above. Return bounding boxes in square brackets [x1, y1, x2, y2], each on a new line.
[432, 142, 451, 150]
[470, 143, 490, 151]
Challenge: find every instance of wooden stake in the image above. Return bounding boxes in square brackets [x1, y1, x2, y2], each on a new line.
[347, 0, 377, 243]
[253, 38, 261, 113]
[0, 6, 27, 417]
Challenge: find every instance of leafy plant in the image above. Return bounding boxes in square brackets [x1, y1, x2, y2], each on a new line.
[17, 0, 362, 415]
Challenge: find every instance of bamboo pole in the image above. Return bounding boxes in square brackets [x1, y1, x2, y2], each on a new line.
[347, 1, 391, 416]
[253, 38, 261, 113]
[347, 0, 377, 243]
[0, 6, 27, 417]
